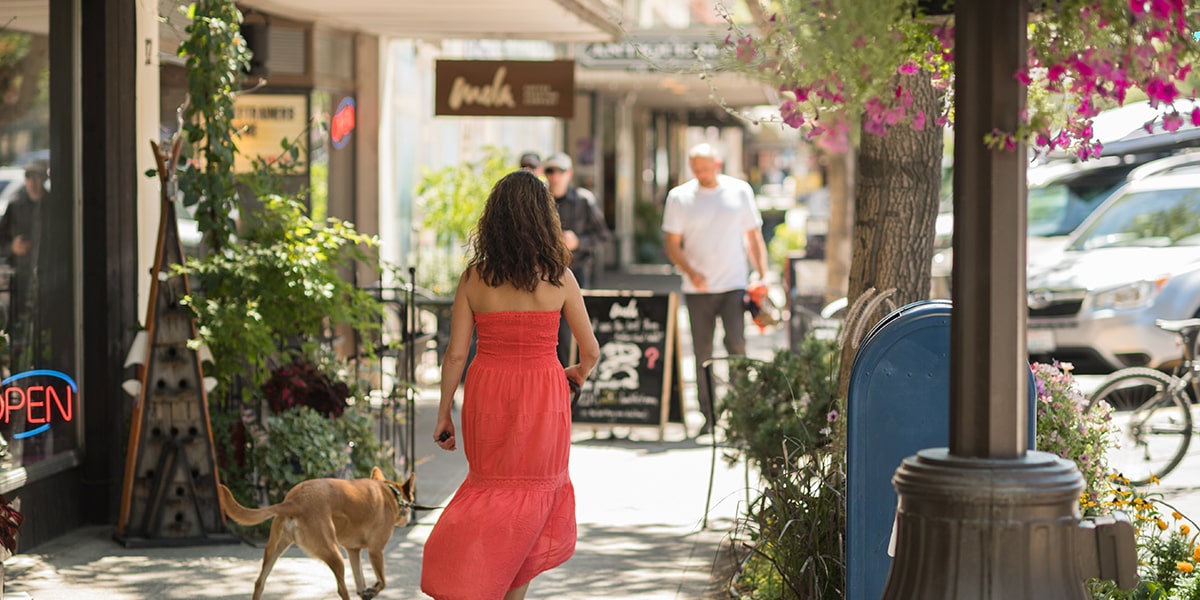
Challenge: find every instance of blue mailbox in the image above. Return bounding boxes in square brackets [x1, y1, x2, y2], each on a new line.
[846, 300, 1037, 600]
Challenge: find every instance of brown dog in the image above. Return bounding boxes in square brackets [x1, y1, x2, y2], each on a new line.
[217, 467, 415, 600]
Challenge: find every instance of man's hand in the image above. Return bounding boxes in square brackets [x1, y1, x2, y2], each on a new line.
[687, 271, 709, 292]
[11, 236, 30, 257]
[563, 230, 580, 251]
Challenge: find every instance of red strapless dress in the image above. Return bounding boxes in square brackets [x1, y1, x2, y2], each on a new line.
[421, 311, 576, 599]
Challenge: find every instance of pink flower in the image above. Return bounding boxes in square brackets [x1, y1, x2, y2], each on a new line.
[779, 100, 805, 129]
[1163, 111, 1184, 132]
[898, 61, 919, 76]
[912, 110, 927, 131]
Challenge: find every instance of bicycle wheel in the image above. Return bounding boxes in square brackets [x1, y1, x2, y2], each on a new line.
[1087, 367, 1192, 485]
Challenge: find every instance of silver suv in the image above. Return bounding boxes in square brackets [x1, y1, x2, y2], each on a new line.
[1027, 160, 1200, 374]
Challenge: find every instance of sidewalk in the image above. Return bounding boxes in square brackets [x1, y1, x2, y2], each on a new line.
[2, 270, 787, 599]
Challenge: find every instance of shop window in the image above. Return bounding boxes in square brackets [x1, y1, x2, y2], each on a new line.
[0, 1, 80, 471]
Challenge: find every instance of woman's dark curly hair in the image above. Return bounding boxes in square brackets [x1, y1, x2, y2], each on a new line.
[468, 169, 572, 292]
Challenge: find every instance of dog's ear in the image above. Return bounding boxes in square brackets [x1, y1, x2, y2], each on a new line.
[371, 466, 384, 481]
[402, 472, 416, 497]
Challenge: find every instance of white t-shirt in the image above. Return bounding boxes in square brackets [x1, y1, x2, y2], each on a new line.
[661, 174, 763, 294]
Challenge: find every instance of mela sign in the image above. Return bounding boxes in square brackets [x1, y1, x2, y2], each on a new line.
[435, 60, 574, 118]
[1, 369, 76, 439]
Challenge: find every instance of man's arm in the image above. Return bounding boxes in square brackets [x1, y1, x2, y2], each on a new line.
[665, 232, 707, 292]
[574, 189, 609, 255]
[744, 227, 769, 281]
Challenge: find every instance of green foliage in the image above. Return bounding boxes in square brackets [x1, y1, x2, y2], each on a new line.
[333, 404, 399, 481]
[414, 146, 514, 292]
[720, 336, 840, 477]
[416, 145, 513, 243]
[767, 223, 806, 272]
[177, 0, 251, 252]
[247, 404, 395, 505]
[250, 406, 345, 504]
[179, 195, 383, 400]
[720, 332, 844, 599]
[633, 198, 666, 263]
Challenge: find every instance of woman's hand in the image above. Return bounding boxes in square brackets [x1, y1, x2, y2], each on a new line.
[433, 417, 456, 451]
[564, 365, 589, 388]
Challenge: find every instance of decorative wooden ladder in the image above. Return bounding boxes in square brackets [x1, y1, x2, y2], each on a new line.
[115, 139, 234, 546]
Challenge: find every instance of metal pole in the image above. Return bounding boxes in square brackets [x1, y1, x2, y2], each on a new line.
[948, 0, 1029, 459]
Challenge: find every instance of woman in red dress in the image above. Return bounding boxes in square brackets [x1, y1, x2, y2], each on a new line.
[421, 169, 600, 600]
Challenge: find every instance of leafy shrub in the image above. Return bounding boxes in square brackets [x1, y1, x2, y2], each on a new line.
[333, 403, 399, 482]
[250, 406, 346, 504]
[720, 335, 840, 477]
[262, 359, 350, 417]
[180, 195, 383, 403]
[721, 331, 844, 598]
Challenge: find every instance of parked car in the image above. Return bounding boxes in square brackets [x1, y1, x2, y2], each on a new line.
[1026, 159, 1200, 373]
[0, 166, 25, 215]
[930, 155, 1143, 298]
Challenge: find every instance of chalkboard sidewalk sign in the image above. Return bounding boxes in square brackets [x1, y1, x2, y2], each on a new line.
[573, 290, 684, 441]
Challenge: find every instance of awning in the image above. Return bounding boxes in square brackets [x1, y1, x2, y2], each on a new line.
[236, 0, 622, 42]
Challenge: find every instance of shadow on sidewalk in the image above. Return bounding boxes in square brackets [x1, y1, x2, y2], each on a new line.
[531, 522, 741, 600]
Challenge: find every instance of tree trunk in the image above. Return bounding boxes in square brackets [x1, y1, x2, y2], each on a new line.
[825, 151, 854, 305]
[837, 72, 944, 396]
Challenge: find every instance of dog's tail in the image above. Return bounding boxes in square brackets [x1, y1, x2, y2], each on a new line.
[217, 484, 279, 526]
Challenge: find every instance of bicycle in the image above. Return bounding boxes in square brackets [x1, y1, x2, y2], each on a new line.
[1086, 318, 1200, 485]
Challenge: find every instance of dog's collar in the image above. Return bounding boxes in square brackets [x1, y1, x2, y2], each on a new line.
[387, 481, 443, 512]
[386, 483, 410, 512]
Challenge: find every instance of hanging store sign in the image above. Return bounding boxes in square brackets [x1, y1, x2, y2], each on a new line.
[435, 60, 575, 118]
[578, 33, 723, 71]
[231, 93, 308, 173]
[2, 369, 77, 439]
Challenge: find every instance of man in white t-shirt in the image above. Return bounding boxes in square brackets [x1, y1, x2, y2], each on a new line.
[662, 143, 768, 436]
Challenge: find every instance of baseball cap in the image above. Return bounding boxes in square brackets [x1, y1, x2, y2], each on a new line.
[542, 153, 573, 172]
[519, 152, 540, 170]
[24, 159, 48, 179]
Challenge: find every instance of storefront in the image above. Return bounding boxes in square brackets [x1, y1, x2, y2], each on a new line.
[0, 0, 620, 551]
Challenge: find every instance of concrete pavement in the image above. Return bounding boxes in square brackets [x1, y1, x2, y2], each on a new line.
[2, 269, 782, 599]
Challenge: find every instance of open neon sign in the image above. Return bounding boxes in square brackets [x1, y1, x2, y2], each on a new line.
[1, 370, 76, 439]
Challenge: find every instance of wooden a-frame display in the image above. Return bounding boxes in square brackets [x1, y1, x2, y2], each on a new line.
[115, 139, 233, 546]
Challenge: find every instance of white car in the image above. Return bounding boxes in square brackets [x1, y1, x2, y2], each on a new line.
[1026, 161, 1200, 374]
[0, 167, 25, 215]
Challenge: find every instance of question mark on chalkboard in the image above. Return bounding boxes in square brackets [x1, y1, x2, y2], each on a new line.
[645, 346, 660, 369]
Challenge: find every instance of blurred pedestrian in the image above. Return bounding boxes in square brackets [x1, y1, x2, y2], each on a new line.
[662, 143, 768, 436]
[422, 169, 600, 600]
[519, 151, 542, 176]
[542, 152, 609, 366]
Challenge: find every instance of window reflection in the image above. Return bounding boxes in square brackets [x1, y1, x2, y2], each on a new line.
[0, 1, 78, 468]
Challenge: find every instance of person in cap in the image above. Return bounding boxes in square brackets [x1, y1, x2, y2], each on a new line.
[518, 151, 542, 176]
[0, 158, 51, 367]
[542, 152, 609, 367]
[662, 143, 768, 437]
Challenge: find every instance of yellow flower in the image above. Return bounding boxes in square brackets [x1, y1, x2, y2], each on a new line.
[1151, 475, 1161, 484]
[1193, 545, 1200, 562]
[1179, 561, 1195, 573]
[1175, 511, 1184, 520]
[1183, 524, 1192, 536]
[1158, 518, 1169, 531]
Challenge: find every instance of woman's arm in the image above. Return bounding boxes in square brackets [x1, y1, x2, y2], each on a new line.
[561, 271, 600, 385]
[433, 270, 476, 450]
